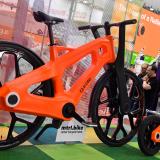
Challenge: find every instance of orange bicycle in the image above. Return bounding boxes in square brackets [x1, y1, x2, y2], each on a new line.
[0, 11, 144, 149]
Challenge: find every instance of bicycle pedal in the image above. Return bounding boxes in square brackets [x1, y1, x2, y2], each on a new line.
[81, 121, 97, 127]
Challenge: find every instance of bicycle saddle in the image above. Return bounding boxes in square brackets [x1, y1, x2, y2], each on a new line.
[33, 11, 64, 24]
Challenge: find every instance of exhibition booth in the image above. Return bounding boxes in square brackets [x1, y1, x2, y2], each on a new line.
[0, 0, 160, 160]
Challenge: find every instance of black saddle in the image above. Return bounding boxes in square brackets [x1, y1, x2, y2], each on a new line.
[33, 11, 64, 24]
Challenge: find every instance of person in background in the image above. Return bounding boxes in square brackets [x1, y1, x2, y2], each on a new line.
[138, 63, 149, 79]
[129, 64, 135, 73]
[143, 65, 159, 112]
[156, 57, 160, 82]
[156, 60, 160, 106]
[135, 48, 145, 75]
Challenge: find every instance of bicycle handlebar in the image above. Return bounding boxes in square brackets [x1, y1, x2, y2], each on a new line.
[121, 19, 137, 25]
[78, 24, 104, 31]
[108, 19, 137, 27]
[78, 25, 104, 39]
[78, 25, 91, 30]
[78, 19, 137, 31]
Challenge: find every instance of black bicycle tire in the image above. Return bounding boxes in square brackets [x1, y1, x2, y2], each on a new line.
[138, 115, 160, 156]
[91, 68, 144, 146]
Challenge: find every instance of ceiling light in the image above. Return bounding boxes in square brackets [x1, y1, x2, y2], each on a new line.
[83, 0, 89, 4]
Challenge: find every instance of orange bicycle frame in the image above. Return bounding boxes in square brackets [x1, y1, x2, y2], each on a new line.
[0, 35, 115, 120]
[151, 125, 160, 143]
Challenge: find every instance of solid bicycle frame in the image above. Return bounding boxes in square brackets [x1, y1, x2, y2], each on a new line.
[0, 36, 115, 120]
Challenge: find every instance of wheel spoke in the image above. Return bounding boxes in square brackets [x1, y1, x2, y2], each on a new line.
[121, 125, 128, 137]
[128, 114, 135, 129]
[130, 97, 139, 102]
[130, 108, 142, 115]
[99, 99, 109, 104]
[111, 115, 123, 139]
[111, 115, 127, 139]
[16, 118, 32, 127]
[104, 117, 112, 135]
[98, 116, 108, 120]
[7, 113, 17, 140]
[15, 54, 22, 77]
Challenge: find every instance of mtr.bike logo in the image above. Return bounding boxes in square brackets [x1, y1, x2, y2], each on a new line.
[61, 125, 83, 131]
[80, 78, 91, 93]
[61, 125, 84, 134]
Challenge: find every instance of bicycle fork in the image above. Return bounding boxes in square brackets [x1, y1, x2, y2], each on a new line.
[113, 24, 130, 115]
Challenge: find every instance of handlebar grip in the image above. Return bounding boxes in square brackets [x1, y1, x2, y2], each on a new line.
[107, 19, 137, 28]
[53, 17, 64, 23]
[122, 19, 137, 25]
[78, 25, 91, 30]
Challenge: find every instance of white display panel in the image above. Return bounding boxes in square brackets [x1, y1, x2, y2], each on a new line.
[91, 9, 103, 24]
[94, 0, 106, 9]
[50, 0, 71, 19]
[31, 0, 71, 19]
[74, 3, 91, 22]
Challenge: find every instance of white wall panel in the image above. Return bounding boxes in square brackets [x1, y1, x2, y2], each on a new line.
[94, 0, 106, 9]
[74, 3, 91, 22]
[91, 9, 103, 24]
[50, 0, 71, 19]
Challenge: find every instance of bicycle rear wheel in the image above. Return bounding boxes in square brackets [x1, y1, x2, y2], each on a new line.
[0, 41, 53, 150]
[138, 115, 160, 156]
[91, 68, 144, 146]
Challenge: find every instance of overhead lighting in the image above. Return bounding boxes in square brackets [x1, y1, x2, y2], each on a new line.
[83, 0, 88, 4]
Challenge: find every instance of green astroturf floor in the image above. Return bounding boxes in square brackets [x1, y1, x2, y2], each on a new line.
[0, 142, 160, 160]
[0, 125, 160, 160]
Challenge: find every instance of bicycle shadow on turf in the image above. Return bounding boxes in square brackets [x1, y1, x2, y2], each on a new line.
[0, 145, 54, 160]
[88, 143, 160, 160]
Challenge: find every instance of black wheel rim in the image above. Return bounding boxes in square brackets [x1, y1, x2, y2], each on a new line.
[0, 44, 52, 149]
[144, 119, 160, 151]
[96, 71, 143, 143]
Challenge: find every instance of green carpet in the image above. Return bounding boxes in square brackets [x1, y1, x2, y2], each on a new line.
[0, 143, 159, 160]
[0, 125, 160, 160]
[0, 145, 54, 160]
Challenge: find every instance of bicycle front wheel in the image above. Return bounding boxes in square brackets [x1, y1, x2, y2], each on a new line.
[0, 41, 53, 150]
[90, 68, 144, 146]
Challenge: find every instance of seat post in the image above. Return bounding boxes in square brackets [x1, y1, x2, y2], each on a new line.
[47, 23, 54, 46]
